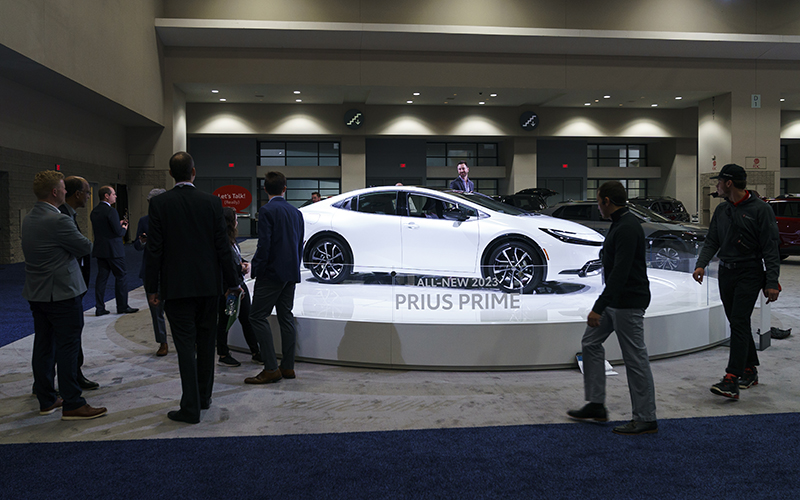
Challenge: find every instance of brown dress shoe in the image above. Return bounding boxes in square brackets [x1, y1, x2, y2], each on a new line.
[279, 368, 296, 379]
[244, 369, 282, 384]
[61, 404, 108, 421]
[156, 343, 168, 356]
[39, 397, 63, 415]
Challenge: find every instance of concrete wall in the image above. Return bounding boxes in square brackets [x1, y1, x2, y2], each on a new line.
[0, 0, 165, 125]
[162, 0, 800, 35]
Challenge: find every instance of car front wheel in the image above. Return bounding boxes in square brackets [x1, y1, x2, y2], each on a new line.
[651, 243, 684, 271]
[307, 236, 352, 284]
[484, 241, 544, 293]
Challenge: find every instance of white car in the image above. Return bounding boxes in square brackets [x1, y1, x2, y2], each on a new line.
[299, 186, 604, 293]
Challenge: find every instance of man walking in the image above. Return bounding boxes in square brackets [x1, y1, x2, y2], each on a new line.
[449, 161, 474, 192]
[245, 171, 304, 384]
[568, 181, 657, 435]
[91, 185, 137, 316]
[145, 152, 239, 424]
[58, 175, 99, 390]
[22, 170, 107, 420]
[693, 164, 780, 399]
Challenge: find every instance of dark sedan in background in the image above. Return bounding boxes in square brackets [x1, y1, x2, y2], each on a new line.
[541, 200, 707, 272]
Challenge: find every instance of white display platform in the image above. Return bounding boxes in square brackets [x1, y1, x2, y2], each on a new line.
[229, 269, 726, 370]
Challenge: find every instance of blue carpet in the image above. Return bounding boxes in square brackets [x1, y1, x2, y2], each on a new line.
[0, 244, 143, 347]
[0, 413, 798, 499]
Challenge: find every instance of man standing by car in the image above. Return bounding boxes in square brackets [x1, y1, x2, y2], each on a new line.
[568, 181, 657, 435]
[245, 171, 304, 385]
[449, 161, 474, 192]
[692, 164, 780, 400]
[91, 185, 137, 316]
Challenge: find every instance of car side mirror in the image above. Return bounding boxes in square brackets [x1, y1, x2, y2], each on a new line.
[443, 207, 469, 222]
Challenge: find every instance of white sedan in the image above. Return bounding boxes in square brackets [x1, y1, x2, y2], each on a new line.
[300, 186, 604, 293]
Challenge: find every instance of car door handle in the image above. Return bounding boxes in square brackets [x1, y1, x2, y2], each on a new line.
[405, 223, 419, 229]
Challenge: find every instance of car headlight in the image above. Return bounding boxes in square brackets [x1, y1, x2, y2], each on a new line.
[539, 228, 603, 246]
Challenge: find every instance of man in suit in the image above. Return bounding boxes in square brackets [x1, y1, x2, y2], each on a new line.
[134, 188, 169, 357]
[91, 185, 138, 316]
[145, 152, 240, 424]
[449, 161, 474, 192]
[58, 176, 99, 390]
[245, 171, 304, 384]
[22, 170, 107, 420]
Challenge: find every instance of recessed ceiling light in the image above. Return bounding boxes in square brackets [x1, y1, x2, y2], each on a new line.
[293, 91, 301, 94]
[211, 89, 219, 93]
[407, 100, 413, 104]
[781, 98, 786, 102]
[413, 92, 420, 96]
[584, 103, 591, 106]
[296, 99, 302, 102]
[675, 96, 683, 100]
[594, 99, 599, 103]
[490, 93, 497, 97]
[479, 101, 485, 105]
[604, 95, 611, 99]
[219, 98, 226, 102]
[651, 104, 658, 107]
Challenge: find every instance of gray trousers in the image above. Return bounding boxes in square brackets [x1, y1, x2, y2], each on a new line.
[249, 278, 297, 371]
[582, 307, 657, 422]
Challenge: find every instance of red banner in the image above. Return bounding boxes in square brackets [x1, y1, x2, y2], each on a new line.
[213, 185, 252, 212]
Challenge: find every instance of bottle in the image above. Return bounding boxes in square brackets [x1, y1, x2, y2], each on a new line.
[225, 293, 237, 316]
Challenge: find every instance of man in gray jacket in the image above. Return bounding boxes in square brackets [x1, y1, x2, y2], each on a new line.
[693, 164, 781, 400]
[22, 170, 107, 420]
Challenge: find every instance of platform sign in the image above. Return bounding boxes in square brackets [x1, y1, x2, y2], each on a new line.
[213, 185, 252, 212]
[745, 156, 767, 169]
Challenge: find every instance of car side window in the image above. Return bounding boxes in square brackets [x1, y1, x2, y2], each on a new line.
[407, 194, 445, 219]
[779, 202, 800, 217]
[560, 205, 592, 221]
[357, 192, 398, 215]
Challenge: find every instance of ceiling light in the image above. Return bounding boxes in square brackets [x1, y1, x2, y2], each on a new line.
[413, 92, 420, 96]
[651, 104, 658, 107]
[584, 103, 591, 106]
[490, 93, 497, 97]
[407, 100, 413, 104]
[781, 98, 786, 102]
[603, 95, 611, 99]
[675, 96, 683, 100]
[211, 89, 219, 93]
[219, 98, 226, 102]
[296, 99, 302, 102]
[293, 91, 301, 94]
[479, 101, 485, 105]
[594, 99, 599, 103]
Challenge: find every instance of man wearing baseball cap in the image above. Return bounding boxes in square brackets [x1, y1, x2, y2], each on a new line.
[692, 164, 781, 400]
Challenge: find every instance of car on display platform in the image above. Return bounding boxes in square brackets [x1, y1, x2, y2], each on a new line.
[765, 195, 800, 260]
[540, 200, 706, 272]
[299, 186, 605, 293]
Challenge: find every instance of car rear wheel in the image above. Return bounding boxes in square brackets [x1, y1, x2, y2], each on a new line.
[484, 241, 544, 294]
[651, 243, 684, 271]
[307, 236, 352, 284]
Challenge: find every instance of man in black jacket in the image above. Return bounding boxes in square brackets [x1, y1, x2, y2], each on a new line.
[568, 181, 657, 435]
[145, 152, 240, 424]
[693, 164, 780, 400]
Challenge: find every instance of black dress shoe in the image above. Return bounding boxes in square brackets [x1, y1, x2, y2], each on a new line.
[78, 373, 100, 390]
[567, 403, 609, 422]
[168, 410, 199, 424]
[96, 309, 110, 317]
[613, 420, 658, 435]
[117, 307, 139, 314]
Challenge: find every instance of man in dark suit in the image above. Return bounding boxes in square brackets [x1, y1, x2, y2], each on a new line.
[22, 170, 107, 420]
[245, 171, 304, 385]
[58, 176, 99, 390]
[449, 161, 474, 192]
[145, 152, 240, 424]
[90, 185, 137, 316]
[134, 188, 168, 357]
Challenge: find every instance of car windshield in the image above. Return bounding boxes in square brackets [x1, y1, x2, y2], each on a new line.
[628, 204, 673, 223]
[445, 191, 531, 215]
